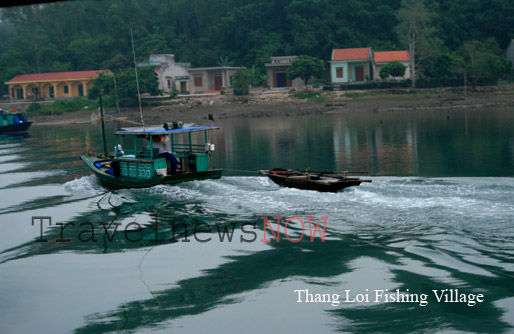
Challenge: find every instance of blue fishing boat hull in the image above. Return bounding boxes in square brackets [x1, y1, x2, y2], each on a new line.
[0, 122, 32, 133]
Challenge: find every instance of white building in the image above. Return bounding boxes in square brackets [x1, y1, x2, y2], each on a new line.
[373, 51, 411, 80]
[264, 56, 305, 89]
[137, 54, 191, 93]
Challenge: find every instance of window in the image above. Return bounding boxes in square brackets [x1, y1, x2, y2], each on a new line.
[167, 80, 171, 89]
[78, 84, 84, 96]
[336, 67, 344, 78]
[64, 85, 69, 94]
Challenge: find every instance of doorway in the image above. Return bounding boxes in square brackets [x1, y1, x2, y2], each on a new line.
[355, 66, 364, 82]
[214, 74, 222, 91]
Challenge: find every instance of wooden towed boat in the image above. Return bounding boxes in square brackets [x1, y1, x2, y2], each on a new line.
[259, 168, 371, 192]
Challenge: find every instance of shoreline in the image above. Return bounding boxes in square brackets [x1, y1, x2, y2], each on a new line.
[29, 87, 514, 126]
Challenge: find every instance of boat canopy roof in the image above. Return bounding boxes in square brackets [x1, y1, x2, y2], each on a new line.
[115, 125, 219, 135]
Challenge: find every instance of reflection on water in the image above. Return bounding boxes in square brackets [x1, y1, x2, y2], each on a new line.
[0, 108, 514, 334]
[216, 108, 514, 176]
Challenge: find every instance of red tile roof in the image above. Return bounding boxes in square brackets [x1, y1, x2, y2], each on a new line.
[374, 51, 410, 62]
[6, 70, 106, 83]
[332, 48, 371, 61]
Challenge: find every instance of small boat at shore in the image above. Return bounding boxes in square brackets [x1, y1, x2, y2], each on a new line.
[81, 123, 222, 189]
[0, 109, 31, 133]
[259, 168, 371, 192]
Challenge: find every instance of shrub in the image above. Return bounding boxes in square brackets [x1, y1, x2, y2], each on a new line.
[340, 82, 379, 90]
[232, 69, 252, 95]
[170, 89, 180, 99]
[24, 97, 98, 115]
[340, 80, 412, 90]
[292, 90, 325, 101]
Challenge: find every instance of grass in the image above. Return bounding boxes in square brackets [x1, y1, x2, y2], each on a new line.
[292, 90, 327, 102]
[25, 97, 99, 115]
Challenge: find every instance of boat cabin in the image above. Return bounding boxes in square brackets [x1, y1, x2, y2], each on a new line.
[1, 110, 28, 126]
[113, 125, 218, 180]
[0, 109, 32, 133]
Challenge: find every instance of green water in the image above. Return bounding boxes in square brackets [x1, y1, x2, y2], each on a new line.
[0, 107, 513, 334]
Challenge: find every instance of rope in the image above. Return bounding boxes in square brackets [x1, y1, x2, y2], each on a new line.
[223, 168, 259, 174]
[100, 115, 145, 125]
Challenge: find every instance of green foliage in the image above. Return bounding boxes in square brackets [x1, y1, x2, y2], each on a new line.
[106, 54, 130, 73]
[423, 52, 458, 78]
[292, 90, 325, 101]
[232, 69, 252, 95]
[395, 0, 441, 85]
[455, 39, 509, 88]
[0, 0, 513, 97]
[287, 55, 325, 85]
[340, 80, 412, 90]
[25, 97, 97, 115]
[249, 65, 266, 87]
[88, 68, 160, 106]
[341, 82, 379, 90]
[379, 61, 407, 79]
[170, 89, 180, 99]
[344, 92, 373, 98]
[216, 56, 235, 67]
[415, 77, 497, 88]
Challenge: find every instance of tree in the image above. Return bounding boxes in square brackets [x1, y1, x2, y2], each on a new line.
[455, 39, 509, 89]
[379, 61, 407, 79]
[232, 69, 252, 95]
[423, 52, 458, 78]
[88, 68, 159, 106]
[395, 0, 440, 87]
[216, 55, 235, 67]
[287, 55, 324, 86]
[106, 54, 130, 73]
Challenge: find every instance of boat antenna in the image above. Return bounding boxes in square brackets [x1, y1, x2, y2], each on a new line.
[99, 93, 108, 157]
[131, 27, 145, 130]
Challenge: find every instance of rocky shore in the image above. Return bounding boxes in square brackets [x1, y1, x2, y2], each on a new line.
[29, 85, 514, 126]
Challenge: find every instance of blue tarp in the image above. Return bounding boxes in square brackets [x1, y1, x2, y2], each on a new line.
[115, 126, 219, 135]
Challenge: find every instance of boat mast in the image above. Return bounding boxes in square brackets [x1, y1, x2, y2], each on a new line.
[131, 27, 145, 130]
[99, 94, 108, 157]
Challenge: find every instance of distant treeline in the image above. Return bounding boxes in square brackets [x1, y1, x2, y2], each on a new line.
[1, 0, 513, 95]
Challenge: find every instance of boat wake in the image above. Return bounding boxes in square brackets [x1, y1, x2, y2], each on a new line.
[64, 175, 107, 197]
[62, 175, 514, 239]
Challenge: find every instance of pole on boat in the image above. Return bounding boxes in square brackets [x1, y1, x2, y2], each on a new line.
[130, 27, 145, 131]
[99, 94, 108, 158]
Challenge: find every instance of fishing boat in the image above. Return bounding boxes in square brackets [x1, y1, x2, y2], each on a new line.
[259, 168, 371, 192]
[81, 123, 222, 189]
[0, 109, 31, 133]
